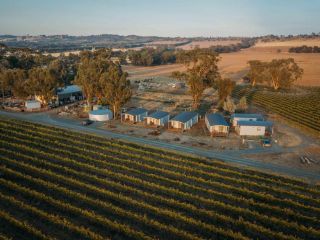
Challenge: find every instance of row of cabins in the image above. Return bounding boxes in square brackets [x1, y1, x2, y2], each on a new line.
[122, 108, 199, 130]
[122, 108, 273, 136]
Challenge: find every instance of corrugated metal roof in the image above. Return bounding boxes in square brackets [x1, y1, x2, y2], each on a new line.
[237, 121, 273, 127]
[171, 111, 198, 123]
[231, 113, 263, 120]
[57, 85, 82, 95]
[206, 113, 229, 126]
[126, 108, 148, 116]
[148, 111, 169, 119]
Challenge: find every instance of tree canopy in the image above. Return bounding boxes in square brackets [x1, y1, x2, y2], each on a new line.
[246, 58, 303, 90]
[172, 49, 220, 109]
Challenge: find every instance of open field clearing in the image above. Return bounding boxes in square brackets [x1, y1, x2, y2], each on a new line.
[255, 38, 320, 48]
[177, 40, 241, 50]
[124, 46, 320, 86]
[1, 117, 320, 240]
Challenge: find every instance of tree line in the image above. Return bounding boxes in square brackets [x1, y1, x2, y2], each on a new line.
[289, 45, 320, 53]
[127, 39, 256, 66]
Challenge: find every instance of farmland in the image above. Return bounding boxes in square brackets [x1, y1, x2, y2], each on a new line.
[232, 86, 320, 135]
[0, 117, 320, 239]
[124, 38, 320, 86]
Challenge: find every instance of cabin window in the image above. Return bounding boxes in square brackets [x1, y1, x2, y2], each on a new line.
[219, 126, 224, 132]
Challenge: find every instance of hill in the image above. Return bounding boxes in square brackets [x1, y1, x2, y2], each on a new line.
[0, 117, 320, 240]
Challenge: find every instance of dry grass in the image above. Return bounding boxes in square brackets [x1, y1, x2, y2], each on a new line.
[124, 40, 320, 86]
[255, 38, 320, 48]
[219, 48, 320, 86]
[177, 40, 241, 50]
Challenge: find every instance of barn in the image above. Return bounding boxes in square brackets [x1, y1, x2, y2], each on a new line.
[236, 121, 273, 136]
[123, 108, 148, 123]
[231, 113, 264, 127]
[145, 111, 170, 126]
[205, 113, 229, 136]
[170, 111, 199, 130]
[56, 85, 83, 105]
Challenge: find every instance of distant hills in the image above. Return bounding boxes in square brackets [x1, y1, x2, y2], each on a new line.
[1, 33, 319, 53]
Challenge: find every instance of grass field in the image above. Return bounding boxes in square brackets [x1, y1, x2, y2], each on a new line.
[124, 38, 320, 86]
[1, 117, 320, 239]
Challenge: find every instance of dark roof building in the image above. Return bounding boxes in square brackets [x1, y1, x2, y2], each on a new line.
[126, 108, 148, 116]
[171, 111, 198, 123]
[148, 111, 169, 119]
[206, 113, 229, 126]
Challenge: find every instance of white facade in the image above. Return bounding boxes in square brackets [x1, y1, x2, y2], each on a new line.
[89, 109, 113, 121]
[170, 114, 198, 130]
[25, 100, 41, 110]
[146, 115, 170, 126]
[124, 111, 148, 122]
[237, 125, 266, 136]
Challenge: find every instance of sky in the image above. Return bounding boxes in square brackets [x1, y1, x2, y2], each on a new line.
[0, 0, 319, 37]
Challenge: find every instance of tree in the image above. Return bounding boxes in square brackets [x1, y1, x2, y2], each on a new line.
[246, 60, 267, 87]
[1, 69, 29, 99]
[223, 96, 236, 113]
[172, 49, 220, 109]
[100, 64, 132, 119]
[75, 51, 111, 108]
[27, 67, 62, 105]
[266, 58, 303, 90]
[237, 96, 248, 112]
[215, 78, 235, 104]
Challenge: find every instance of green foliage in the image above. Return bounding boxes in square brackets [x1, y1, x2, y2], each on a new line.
[0, 118, 320, 239]
[246, 58, 303, 90]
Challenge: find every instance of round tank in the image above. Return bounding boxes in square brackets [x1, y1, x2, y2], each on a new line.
[89, 109, 113, 121]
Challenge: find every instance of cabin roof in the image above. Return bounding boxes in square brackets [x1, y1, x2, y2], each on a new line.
[147, 111, 169, 119]
[126, 108, 148, 116]
[206, 113, 229, 126]
[171, 111, 198, 123]
[231, 113, 263, 119]
[237, 121, 273, 127]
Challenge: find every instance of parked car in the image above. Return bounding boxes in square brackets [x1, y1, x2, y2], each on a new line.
[261, 138, 272, 147]
[81, 119, 93, 126]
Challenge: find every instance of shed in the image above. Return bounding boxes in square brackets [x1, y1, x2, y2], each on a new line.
[231, 113, 264, 126]
[236, 121, 273, 136]
[170, 111, 198, 130]
[145, 111, 170, 126]
[57, 85, 83, 104]
[205, 113, 229, 136]
[89, 109, 113, 122]
[25, 100, 41, 111]
[123, 108, 148, 123]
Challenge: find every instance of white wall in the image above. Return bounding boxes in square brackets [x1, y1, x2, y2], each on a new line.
[238, 125, 266, 136]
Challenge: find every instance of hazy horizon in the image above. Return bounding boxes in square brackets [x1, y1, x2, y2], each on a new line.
[1, 0, 320, 37]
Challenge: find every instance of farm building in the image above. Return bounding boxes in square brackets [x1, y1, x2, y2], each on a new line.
[123, 108, 148, 123]
[231, 113, 264, 126]
[89, 109, 113, 122]
[170, 111, 199, 130]
[205, 113, 229, 136]
[145, 111, 170, 126]
[25, 100, 41, 111]
[236, 121, 273, 136]
[56, 85, 83, 104]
